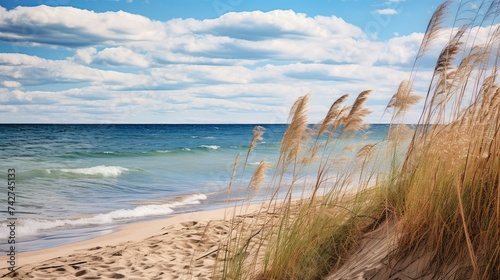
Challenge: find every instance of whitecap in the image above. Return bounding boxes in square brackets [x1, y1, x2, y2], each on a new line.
[48, 165, 129, 178]
[9, 194, 208, 238]
[198, 145, 220, 150]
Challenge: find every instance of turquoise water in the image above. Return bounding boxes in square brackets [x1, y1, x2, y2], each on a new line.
[0, 124, 389, 251]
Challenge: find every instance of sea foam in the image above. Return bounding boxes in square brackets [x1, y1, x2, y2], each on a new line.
[198, 145, 220, 150]
[48, 165, 129, 178]
[11, 194, 208, 238]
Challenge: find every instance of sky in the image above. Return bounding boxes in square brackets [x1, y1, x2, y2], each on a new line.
[0, 0, 484, 123]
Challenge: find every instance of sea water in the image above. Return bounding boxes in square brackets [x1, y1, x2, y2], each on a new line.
[0, 124, 389, 252]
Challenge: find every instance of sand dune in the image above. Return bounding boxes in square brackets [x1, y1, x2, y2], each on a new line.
[327, 219, 474, 280]
[2, 204, 473, 279]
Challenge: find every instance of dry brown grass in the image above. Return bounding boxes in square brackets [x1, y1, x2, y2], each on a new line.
[213, 1, 500, 279]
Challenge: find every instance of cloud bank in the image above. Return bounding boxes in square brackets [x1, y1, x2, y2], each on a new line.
[0, 5, 444, 123]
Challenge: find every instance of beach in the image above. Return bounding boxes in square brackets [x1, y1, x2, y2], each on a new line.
[1, 203, 473, 280]
[0, 120, 493, 279]
[0, 124, 401, 279]
[2, 1, 499, 279]
[1, 203, 268, 279]
[0, 120, 489, 279]
[0, 124, 386, 253]
[1, 200, 438, 280]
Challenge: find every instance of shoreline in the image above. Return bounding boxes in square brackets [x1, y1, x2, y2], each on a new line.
[1, 202, 266, 278]
[0, 192, 461, 279]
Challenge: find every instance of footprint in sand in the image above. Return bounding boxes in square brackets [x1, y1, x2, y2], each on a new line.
[74, 269, 87, 277]
[181, 221, 199, 228]
[107, 273, 126, 279]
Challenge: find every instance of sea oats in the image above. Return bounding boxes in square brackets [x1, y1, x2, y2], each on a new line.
[416, 0, 451, 59]
[343, 90, 372, 136]
[281, 94, 310, 163]
[387, 80, 422, 119]
[248, 160, 271, 192]
[249, 126, 265, 152]
[317, 94, 349, 136]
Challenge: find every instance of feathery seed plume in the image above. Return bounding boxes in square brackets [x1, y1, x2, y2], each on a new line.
[249, 126, 266, 152]
[417, 0, 451, 59]
[281, 94, 310, 163]
[343, 90, 372, 135]
[318, 94, 349, 136]
[248, 160, 271, 192]
[387, 80, 422, 118]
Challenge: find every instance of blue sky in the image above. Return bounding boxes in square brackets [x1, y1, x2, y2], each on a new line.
[0, 0, 483, 123]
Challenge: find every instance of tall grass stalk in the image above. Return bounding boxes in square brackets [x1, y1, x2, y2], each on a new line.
[388, 1, 500, 278]
[214, 1, 499, 279]
[213, 89, 385, 279]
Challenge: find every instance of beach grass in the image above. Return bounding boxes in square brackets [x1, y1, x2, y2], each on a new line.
[213, 0, 500, 279]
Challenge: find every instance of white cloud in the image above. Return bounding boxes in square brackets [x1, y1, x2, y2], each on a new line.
[2, 5, 484, 124]
[0, 60, 430, 123]
[179, 10, 365, 40]
[0, 6, 418, 67]
[0, 88, 32, 103]
[0, 5, 165, 47]
[0, 53, 149, 87]
[374, 9, 398, 15]
[73, 47, 97, 64]
[94, 47, 149, 68]
[376, 32, 423, 64]
[2, 80, 21, 88]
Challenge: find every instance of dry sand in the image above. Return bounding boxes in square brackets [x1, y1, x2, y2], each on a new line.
[1, 202, 467, 280]
[0, 203, 267, 280]
[327, 219, 473, 280]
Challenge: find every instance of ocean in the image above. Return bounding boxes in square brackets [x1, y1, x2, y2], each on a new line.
[0, 124, 390, 252]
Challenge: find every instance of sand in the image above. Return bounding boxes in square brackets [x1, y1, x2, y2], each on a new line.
[327, 219, 473, 280]
[1, 202, 465, 280]
[0, 203, 267, 280]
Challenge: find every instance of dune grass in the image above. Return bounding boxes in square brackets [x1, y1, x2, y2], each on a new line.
[212, 1, 500, 279]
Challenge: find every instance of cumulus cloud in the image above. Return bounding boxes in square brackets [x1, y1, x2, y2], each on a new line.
[374, 9, 399, 15]
[0, 6, 417, 66]
[0, 5, 165, 47]
[72, 46, 149, 68]
[2, 80, 21, 88]
[0, 5, 463, 123]
[179, 10, 365, 40]
[376, 32, 423, 64]
[0, 88, 32, 103]
[94, 47, 149, 68]
[0, 53, 149, 87]
[159, 10, 376, 64]
[73, 47, 97, 64]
